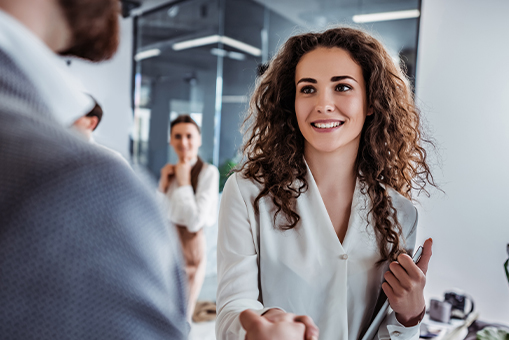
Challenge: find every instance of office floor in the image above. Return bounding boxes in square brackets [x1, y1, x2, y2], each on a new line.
[190, 266, 217, 339]
[189, 199, 219, 339]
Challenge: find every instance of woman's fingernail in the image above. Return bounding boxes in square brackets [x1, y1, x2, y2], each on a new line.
[427, 237, 433, 245]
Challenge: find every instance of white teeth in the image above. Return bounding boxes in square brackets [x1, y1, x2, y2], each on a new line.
[314, 122, 341, 129]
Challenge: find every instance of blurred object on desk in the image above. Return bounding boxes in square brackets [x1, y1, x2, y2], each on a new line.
[476, 326, 509, 340]
[430, 299, 452, 323]
[419, 314, 465, 340]
[464, 319, 509, 340]
[440, 311, 478, 340]
[420, 322, 441, 339]
[444, 291, 475, 320]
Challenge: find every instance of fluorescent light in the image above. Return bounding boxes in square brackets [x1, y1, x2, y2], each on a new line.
[227, 51, 246, 61]
[220, 36, 261, 56]
[210, 48, 227, 57]
[173, 35, 261, 57]
[173, 35, 221, 51]
[222, 95, 248, 103]
[134, 48, 161, 61]
[211, 48, 246, 60]
[352, 9, 420, 23]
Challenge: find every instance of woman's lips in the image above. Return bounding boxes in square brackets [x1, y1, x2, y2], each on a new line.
[310, 120, 344, 132]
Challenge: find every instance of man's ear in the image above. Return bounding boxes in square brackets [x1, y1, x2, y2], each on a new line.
[89, 116, 99, 131]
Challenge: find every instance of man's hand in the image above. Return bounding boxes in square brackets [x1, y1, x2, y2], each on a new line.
[174, 161, 192, 187]
[240, 309, 307, 340]
[158, 164, 175, 193]
[382, 238, 433, 327]
[240, 309, 319, 340]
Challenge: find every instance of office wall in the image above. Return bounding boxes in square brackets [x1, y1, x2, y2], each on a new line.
[416, 0, 509, 323]
[66, 17, 134, 159]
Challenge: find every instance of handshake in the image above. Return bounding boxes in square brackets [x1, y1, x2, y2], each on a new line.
[240, 309, 319, 340]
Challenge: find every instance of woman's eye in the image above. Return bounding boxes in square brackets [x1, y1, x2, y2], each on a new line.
[336, 84, 351, 92]
[300, 86, 315, 94]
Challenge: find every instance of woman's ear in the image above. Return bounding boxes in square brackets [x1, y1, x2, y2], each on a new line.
[367, 107, 374, 116]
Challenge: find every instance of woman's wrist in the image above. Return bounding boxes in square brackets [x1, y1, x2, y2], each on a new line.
[395, 306, 426, 327]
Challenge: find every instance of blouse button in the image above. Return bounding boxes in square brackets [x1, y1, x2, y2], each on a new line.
[340, 254, 348, 260]
[391, 331, 401, 337]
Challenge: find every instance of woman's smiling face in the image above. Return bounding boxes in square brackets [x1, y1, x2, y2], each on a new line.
[294, 46, 372, 155]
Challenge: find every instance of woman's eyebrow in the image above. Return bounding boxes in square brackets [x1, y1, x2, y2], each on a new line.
[296, 77, 316, 84]
[297, 76, 358, 84]
[331, 75, 358, 83]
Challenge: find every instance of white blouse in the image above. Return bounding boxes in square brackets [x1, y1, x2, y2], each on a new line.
[216, 166, 420, 340]
[162, 163, 219, 233]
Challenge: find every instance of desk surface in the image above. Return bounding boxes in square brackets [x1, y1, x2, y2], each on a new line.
[420, 314, 468, 340]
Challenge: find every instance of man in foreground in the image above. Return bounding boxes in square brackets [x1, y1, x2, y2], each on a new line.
[0, 0, 188, 338]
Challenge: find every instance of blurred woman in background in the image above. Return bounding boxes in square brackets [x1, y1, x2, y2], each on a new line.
[159, 115, 219, 321]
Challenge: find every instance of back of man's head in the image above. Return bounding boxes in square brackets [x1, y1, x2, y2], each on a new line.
[0, 0, 120, 62]
[58, 0, 120, 61]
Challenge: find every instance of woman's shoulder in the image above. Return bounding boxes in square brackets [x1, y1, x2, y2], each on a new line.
[224, 172, 263, 199]
[386, 187, 418, 238]
[387, 188, 415, 214]
[199, 162, 219, 178]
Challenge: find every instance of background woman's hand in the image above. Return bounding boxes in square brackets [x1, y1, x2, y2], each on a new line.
[240, 308, 319, 340]
[158, 164, 175, 193]
[382, 238, 433, 327]
[174, 161, 192, 187]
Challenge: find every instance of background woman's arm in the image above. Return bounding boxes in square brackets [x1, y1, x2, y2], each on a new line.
[169, 165, 219, 232]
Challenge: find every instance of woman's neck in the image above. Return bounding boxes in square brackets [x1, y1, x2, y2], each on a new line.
[179, 156, 198, 165]
[304, 142, 359, 193]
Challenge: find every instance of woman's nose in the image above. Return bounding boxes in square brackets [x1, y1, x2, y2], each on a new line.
[316, 92, 335, 113]
[317, 104, 334, 113]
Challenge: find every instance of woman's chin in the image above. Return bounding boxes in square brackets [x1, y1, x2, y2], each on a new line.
[306, 142, 344, 154]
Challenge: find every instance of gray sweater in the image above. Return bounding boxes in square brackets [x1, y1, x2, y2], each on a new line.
[0, 49, 189, 339]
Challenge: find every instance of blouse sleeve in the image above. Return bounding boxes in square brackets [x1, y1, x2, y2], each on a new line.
[216, 174, 283, 340]
[169, 165, 219, 233]
[377, 207, 421, 340]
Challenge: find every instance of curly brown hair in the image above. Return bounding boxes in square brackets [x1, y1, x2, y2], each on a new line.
[238, 27, 436, 263]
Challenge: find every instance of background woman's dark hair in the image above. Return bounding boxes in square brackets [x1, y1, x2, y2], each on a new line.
[238, 27, 436, 263]
[170, 114, 201, 134]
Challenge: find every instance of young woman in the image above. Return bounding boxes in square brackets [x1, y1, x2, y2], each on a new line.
[158, 115, 219, 321]
[216, 27, 436, 340]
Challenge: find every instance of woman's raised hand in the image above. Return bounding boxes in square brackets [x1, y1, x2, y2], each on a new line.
[174, 161, 192, 187]
[240, 309, 319, 340]
[158, 164, 175, 193]
[382, 238, 433, 327]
